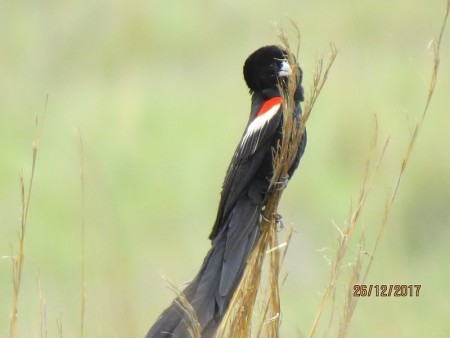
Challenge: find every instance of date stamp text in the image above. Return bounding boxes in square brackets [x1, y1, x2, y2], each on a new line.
[353, 284, 421, 297]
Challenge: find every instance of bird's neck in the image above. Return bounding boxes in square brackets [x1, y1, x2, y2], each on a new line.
[251, 88, 280, 104]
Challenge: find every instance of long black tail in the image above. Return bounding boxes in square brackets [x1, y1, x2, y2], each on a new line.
[146, 194, 261, 338]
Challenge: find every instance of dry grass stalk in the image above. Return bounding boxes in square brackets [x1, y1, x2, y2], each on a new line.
[9, 143, 38, 337]
[216, 28, 337, 338]
[9, 97, 47, 338]
[255, 225, 295, 338]
[337, 240, 364, 338]
[75, 129, 87, 338]
[160, 274, 202, 338]
[37, 271, 48, 338]
[57, 317, 64, 338]
[358, 0, 448, 303]
[309, 120, 389, 338]
[361, 0, 450, 277]
[311, 2, 449, 337]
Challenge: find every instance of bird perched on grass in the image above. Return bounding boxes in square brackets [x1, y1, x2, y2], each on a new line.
[147, 45, 307, 338]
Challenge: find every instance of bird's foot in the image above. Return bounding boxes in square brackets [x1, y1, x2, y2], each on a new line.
[273, 174, 290, 191]
[275, 213, 284, 231]
[260, 212, 284, 231]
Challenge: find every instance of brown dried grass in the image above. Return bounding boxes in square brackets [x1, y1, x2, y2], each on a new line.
[311, 2, 449, 337]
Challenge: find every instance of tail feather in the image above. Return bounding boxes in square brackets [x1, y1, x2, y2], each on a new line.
[219, 198, 260, 299]
[146, 193, 262, 338]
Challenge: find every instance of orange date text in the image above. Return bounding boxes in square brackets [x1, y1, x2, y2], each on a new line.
[353, 284, 421, 297]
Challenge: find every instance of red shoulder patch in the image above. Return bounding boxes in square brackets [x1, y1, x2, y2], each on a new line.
[256, 96, 283, 117]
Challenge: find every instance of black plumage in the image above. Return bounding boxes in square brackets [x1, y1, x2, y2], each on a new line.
[147, 45, 306, 338]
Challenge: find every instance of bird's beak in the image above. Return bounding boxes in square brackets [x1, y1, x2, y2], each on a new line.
[278, 61, 292, 77]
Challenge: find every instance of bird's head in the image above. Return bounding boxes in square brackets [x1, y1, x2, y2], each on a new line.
[243, 45, 302, 98]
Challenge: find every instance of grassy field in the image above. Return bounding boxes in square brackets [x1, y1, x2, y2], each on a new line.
[1, 1, 450, 337]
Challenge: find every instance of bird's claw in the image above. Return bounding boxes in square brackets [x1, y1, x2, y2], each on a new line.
[273, 174, 289, 191]
[260, 212, 284, 231]
[275, 213, 284, 231]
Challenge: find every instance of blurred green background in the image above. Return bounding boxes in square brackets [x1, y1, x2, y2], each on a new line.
[1, 0, 449, 337]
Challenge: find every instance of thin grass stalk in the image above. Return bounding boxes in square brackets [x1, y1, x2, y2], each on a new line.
[256, 225, 294, 338]
[9, 109, 43, 338]
[75, 129, 87, 338]
[308, 121, 389, 338]
[160, 274, 202, 338]
[361, 0, 450, 287]
[57, 317, 63, 338]
[338, 241, 364, 338]
[322, 3, 448, 337]
[36, 271, 48, 338]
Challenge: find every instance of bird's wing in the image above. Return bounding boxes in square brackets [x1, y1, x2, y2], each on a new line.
[209, 97, 283, 239]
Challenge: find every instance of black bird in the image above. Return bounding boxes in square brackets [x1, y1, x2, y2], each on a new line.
[147, 45, 307, 338]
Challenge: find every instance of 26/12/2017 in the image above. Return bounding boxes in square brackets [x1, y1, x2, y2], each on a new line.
[353, 284, 421, 297]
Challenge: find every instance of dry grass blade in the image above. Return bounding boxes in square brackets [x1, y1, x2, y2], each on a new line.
[57, 317, 63, 338]
[255, 225, 294, 338]
[308, 123, 389, 338]
[216, 229, 269, 338]
[75, 129, 87, 338]
[9, 98, 47, 338]
[338, 240, 364, 338]
[217, 26, 337, 338]
[10, 142, 38, 337]
[36, 271, 48, 338]
[160, 274, 202, 338]
[360, 0, 450, 286]
[311, 3, 449, 337]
